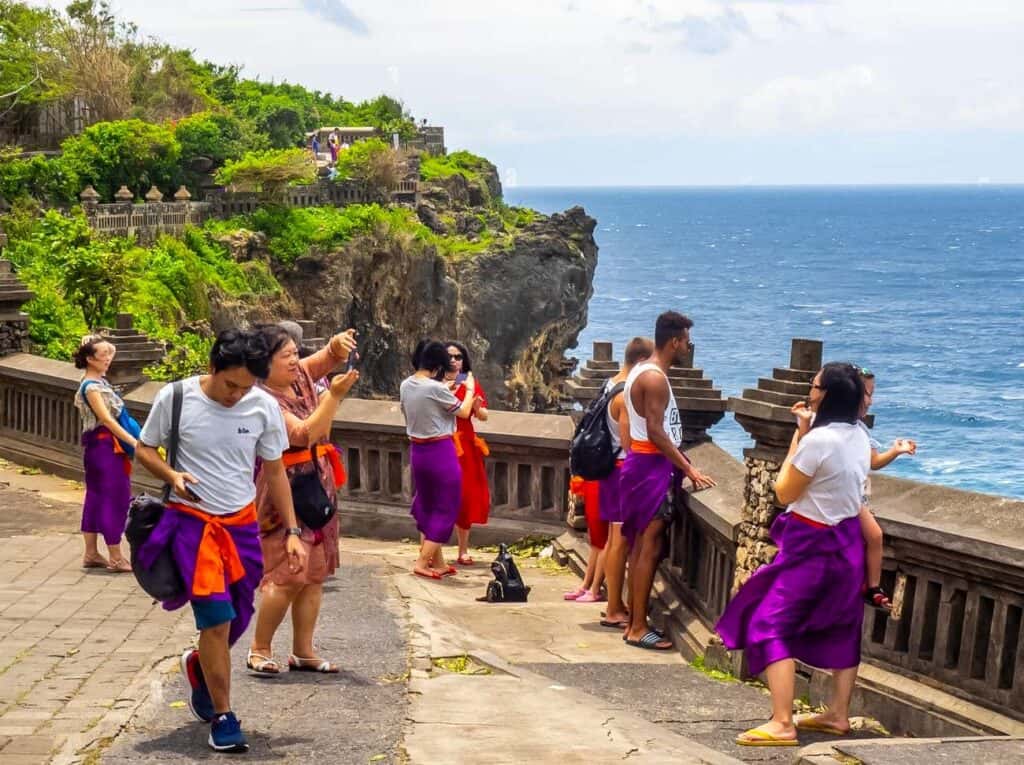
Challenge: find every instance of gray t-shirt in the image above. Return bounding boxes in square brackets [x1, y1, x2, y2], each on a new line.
[400, 375, 460, 438]
[139, 376, 288, 516]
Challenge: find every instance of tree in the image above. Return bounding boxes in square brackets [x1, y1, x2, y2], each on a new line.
[0, 1, 60, 112]
[334, 138, 404, 202]
[58, 118, 181, 200]
[214, 148, 315, 202]
[60, 241, 138, 328]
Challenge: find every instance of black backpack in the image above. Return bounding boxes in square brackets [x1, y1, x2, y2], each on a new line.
[569, 381, 625, 480]
[126, 381, 186, 602]
[483, 544, 531, 603]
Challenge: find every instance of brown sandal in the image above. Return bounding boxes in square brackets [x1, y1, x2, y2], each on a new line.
[83, 555, 109, 569]
[106, 558, 132, 573]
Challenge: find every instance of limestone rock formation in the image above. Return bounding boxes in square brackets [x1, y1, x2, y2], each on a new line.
[261, 205, 597, 410]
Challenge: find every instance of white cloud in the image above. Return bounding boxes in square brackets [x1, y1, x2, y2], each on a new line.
[736, 65, 876, 132]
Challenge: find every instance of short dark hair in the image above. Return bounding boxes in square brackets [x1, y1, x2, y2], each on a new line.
[654, 311, 693, 349]
[412, 339, 449, 379]
[209, 329, 271, 379]
[73, 334, 109, 369]
[624, 336, 654, 365]
[812, 362, 865, 429]
[443, 340, 472, 373]
[256, 324, 296, 360]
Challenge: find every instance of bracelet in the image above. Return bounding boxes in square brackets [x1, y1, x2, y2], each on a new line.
[286, 526, 302, 537]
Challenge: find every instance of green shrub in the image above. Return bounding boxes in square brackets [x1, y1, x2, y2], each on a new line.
[214, 148, 315, 200]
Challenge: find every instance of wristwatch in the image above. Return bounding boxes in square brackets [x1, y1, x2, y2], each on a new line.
[286, 527, 302, 537]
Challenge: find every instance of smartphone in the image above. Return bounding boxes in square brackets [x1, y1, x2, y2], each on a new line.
[184, 486, 202, 503]
[346, 351, 360, 373]
[454, 372, 468, 385]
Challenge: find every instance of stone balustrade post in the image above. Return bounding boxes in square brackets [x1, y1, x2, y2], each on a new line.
[726, 338, 823, 591]
[97, 313, 166, 390]
[0, 260, 34, 356]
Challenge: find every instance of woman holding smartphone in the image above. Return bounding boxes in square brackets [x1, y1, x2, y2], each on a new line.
[246, 326, 358, 675]
[444, 341, 490, 565]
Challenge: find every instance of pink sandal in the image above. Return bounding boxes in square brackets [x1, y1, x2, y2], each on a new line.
[574, 590, 605, 603]
[563, 586, 588, 601]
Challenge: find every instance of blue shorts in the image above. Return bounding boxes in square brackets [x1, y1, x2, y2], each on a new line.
[190, 599, 237, 631]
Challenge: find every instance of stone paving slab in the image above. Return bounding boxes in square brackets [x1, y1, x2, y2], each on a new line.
[797, 736, 1024, 764]
[100, 553, 408, 765]
[0, 475, 194, 765]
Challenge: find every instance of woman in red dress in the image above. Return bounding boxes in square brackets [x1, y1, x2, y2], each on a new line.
[445, 342, 490, 565]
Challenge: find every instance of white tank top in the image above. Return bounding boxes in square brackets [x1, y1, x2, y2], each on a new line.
[624, 362, 682, 446]
[603, 378, 625, 459]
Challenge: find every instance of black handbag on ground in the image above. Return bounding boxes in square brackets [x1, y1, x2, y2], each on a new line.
[289, 446, 336, 530]
[482, 544, 531, 603]
[126, 381, 186, 602]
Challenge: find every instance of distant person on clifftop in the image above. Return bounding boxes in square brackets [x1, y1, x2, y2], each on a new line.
[328, 133, 339, 164]
[717, 362, 869, 747]
[310, 134, 320, 160]
[135, 330, 306, 753]
[621, 312, 716, 650]
[400, 340, 478, 579]
[443, 341, 491, 565]
[73, 335, 141, 573]
[594, 337, 654, 622]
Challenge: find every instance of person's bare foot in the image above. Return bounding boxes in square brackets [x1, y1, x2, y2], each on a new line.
[736, 720, 797, 744]
[794, 712, 850, 735]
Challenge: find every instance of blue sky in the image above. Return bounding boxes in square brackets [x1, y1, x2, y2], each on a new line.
[39, 0, 1024, 186]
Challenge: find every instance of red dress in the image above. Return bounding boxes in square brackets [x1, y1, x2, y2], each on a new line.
[453, 382, 491, 529]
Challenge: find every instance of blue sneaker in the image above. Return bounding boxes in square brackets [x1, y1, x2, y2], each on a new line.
[180, 648, 214, 723]
[209, 711, 249, 753]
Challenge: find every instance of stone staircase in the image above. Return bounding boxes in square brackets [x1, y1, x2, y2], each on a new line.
[97, 313, 166, 389]
[0, 259, 33, 356]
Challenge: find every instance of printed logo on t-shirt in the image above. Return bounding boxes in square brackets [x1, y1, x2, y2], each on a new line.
[669, 407, 683, 446]
[237, 427, 251, 434]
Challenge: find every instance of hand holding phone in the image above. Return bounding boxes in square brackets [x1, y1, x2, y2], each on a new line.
[346, 350, 360, 372]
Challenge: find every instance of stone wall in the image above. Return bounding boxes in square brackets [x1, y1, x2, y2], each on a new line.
[734, 454, 783, 590]
[0, 316, 29, 356]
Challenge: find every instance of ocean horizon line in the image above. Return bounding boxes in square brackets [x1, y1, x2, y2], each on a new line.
[506, 182, 1024, 191]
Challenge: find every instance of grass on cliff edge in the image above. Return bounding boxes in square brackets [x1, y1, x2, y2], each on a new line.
[209, 203, 530, 264]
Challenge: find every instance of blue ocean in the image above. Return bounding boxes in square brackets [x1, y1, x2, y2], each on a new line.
[505, 186, 1024, 499]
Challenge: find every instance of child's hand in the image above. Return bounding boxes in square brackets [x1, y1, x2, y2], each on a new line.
[893, 438, 917, 455]
[790, 401, 814, 432]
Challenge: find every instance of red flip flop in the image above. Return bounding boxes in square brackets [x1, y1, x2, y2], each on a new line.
[456, 555, 475, 566]
[442, 565, 457, 577]
[414, 569, 444, 580]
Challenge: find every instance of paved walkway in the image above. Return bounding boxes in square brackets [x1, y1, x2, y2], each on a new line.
[0, 459, 894, 764]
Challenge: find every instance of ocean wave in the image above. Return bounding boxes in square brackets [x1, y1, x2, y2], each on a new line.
[822, 320, 835, 325]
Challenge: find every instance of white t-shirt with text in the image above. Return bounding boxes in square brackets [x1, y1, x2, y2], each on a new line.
[139, 376, 288, 516]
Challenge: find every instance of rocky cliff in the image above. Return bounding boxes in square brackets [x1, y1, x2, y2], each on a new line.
[284, 205, 595, 410]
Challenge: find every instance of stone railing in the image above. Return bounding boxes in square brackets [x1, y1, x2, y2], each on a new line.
[0, 354, 573, 540]
[80, 176, 418, 242]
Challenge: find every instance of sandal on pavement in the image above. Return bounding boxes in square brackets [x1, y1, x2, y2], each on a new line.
[735, 726, 798, 747]
[83, 555, 109, 569]
[106, 558, 132, 573]
[625, 630, 673, 651]
[442, 565, 457, 576]
[563, 587, 588, 601]
[456, 555, 475, 566]
[414, 569, 444, 580]
[288, 654, 339, 673]
[599, 618, 629, 629]
[794, 714, 848, 736]
[575, 591, 605, 603]
[246, 651, 281, 676]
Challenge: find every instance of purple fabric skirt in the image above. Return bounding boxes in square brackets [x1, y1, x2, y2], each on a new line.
[598, 464, 624, 523]
[81, 428, 131, 545]
[620, 451, 674, 546]
[410, 439, 463, 544]
[715, 512, 865, 676]
[138, 507, 263, 647]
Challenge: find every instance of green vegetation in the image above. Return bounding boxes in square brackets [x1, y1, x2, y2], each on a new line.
[431, 655, 492, 676]
[214, 148, 315, 200]
[689, 655, 740, 683]
[0, 205, 281, 366]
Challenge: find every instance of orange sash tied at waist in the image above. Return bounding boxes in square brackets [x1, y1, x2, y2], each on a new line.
[167, 501, 256, 598]
[454, 431, 489, 458]
[281, 443, 346, 488]
[630, 439, 662, 455]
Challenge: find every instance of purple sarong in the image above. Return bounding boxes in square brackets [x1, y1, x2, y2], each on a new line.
[716, 513, 865, 676]
[138, 507, 263, 647]
[81, 428, 131, 545]
[410, 439, 462, 544]
[598, 463, 624, 523]
[620, 451, 674, 546]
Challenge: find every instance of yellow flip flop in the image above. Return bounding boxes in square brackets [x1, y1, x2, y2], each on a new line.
[794, 714, 848, 736]
[735, 727, 799, 747]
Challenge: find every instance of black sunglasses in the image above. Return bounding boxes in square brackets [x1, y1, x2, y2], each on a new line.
[449, 353, 463, 360]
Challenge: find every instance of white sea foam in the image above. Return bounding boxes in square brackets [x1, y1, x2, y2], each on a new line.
[822, 320, 835, 326]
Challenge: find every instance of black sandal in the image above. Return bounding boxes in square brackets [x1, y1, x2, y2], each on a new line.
[864, 586, 892, 610]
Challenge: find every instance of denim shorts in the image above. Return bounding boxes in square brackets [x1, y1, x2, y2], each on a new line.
[190, 599, 237, 631]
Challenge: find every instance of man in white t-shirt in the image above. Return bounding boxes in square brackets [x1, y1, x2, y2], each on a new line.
[136, 329, 306, 753]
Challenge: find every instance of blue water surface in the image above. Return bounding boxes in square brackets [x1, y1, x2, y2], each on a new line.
[505, 186, 1024, 499]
